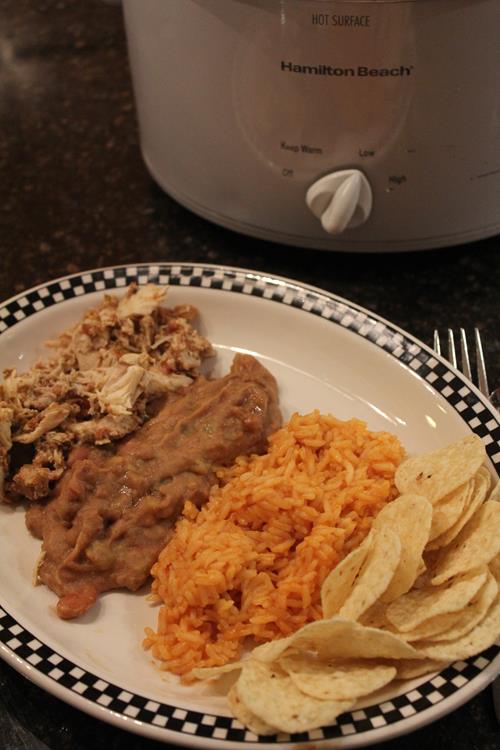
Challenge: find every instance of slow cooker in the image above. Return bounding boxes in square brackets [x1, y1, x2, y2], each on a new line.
[123, 0, 500, 251]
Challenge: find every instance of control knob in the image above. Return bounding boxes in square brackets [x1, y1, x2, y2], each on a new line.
[306, 169, 373, 235]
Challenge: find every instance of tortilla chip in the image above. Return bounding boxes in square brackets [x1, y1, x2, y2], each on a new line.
[227, 685, 277, 736]
[488, 480, 500, 502]
[401, 571, 498, 643]
[289, 617, 421, 661]
[428, 570, 498, 642]
[279, 654, 397, 701]
[394, 659, 449, 680]
[413, 593, 500, 661]
[251, 636, 294, 664]
[321, 536, 371, 618]
[337, 526, 401, 620]
[490, 554, 500, 581]
[395, 435, 485, 504]
[385, 567, 488, 632]
[476, 465, 492, 488]
[431, 501, 500, 585]
[189, 661, 244, 681]
[360, 601, 391, 629]
[428, 480, 473, 541]
[427, 468, 491, 551]
[236, 660, 354, 734]
[373, 494, 433, 601]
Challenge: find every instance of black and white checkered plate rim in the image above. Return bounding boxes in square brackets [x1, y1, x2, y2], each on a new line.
[0, 263, 499, 747]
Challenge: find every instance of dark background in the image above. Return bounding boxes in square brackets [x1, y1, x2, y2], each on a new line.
[0, 1, 498, 749]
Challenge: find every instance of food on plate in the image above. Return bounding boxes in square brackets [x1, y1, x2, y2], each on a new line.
[1, 282, 499, 738]
[188, 434, 500, 736]
[426, 467, 491, 551]
[232, 658, 355, 735]
[144, 412, 405, 675]
[384, 566, 489, 632]
[394, 434, 485, 503]
[0, 284, 214, 503]
[26, 353, 281, 619]
[278, 654, 397, 701]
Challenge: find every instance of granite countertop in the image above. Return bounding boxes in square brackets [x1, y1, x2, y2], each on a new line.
[0, 1, 499, 749]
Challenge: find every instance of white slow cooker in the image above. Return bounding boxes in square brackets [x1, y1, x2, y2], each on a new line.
[123, 0, 500, 251]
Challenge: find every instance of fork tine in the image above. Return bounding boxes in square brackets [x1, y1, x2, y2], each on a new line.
[434, 328, 493, 402]
[459, 328, 472, 382]
[433, 329, 441, 356]
[474, 328, 489, 397]
[447, 329, 457, 369]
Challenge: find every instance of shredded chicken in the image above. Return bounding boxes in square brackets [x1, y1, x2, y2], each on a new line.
[0, 284, 214, 503]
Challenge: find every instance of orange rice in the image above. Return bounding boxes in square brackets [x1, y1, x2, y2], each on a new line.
[144, 411, 405, 677]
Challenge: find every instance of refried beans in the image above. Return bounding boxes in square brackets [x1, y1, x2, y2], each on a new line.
[26, 354, 281, 619]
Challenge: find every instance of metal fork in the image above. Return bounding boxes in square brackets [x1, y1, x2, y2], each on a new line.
[433, 327, 500, 723]
[433, 327, 500, 409]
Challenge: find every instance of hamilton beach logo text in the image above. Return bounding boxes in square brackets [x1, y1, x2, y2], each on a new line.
[281, 61, 413, 77]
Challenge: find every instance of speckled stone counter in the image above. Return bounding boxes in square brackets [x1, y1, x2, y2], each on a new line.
[0, 2, 499, 749]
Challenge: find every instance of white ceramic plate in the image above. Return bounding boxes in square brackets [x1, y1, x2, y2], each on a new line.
[0, 263, 498, 748]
